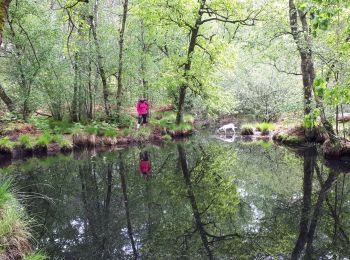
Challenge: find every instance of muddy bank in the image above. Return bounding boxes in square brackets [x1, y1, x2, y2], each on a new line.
[0, 123, 194, 163]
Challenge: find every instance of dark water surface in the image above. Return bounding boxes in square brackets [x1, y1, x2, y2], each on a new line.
[1, 137, 350, 259]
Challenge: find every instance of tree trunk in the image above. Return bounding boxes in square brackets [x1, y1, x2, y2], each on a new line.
[90, 0, 110, 118]
[289, 0, 338, 144]
[175, 2, 204, 124]
[140, 20, 148, 97]
[72, 52, 79, 122]
[115, 0, 129, 114]
[0, 0, 11, 45]
[291, 148, 315, 259]
[0, 82, 14, 112]
[118, 154, 138, 259]
[178, 144, 214, 259]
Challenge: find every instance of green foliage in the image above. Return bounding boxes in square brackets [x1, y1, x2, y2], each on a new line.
[162, 134, 172, 141]
[18, 134, 33, 149]
[104, 128, 117, 138]
[117, 114, 135, 128]
[304, 108, 320, 128]
[0, 137, 15, 150]
[313, 77, 327, 98]
[277, 133, 305, 144]
[122, 128, 131, 137]
[256, 122, 276, 135]
[24, 252, 48, 260]
[0, 180, 12, 208]
[134, 127, 152, 139]
[35, 134, 51, 147]
[58, 139, 73, 150]
[240, 124, 254, 135]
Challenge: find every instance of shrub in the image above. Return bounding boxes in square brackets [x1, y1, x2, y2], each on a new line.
[59, 139, 73, 151]
[184, 114, 194, 124]
[84, 125, 99, 135]
[122, 128, 131, 137]
[169, 123, 193, 131]
[240, 124, 254, 135]
[18, 134, 33, 149]
[117, 114, 135, 128]
[104, 128, 117, 138]
[277, 133, 305, 144]
[35, 133, 50, 146]
[162, 134, 172, 141]
[134, 127, 152, 139]
[28, 117, 51, 132]
[50, 134, 64, 143]
[0, 137, 15, 152]
[46, 119, 74, 134]
[256, 122, 276, 135]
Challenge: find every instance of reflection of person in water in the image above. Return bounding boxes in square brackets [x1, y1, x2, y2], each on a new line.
[139, 151, 151, 177]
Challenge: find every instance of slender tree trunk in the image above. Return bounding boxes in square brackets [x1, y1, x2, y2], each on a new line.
[0, 0, 11, 45]
[140, 20, 148, 97]
[72, 52, 79, 122]
[0, 0, 14, 111]
[0, 82, 14, 112]
[305, 170, 337, 257]
[89, 0, 110, 118]
[175, 2, 204, 124]
[119, 154, 138, 259]
[291, 148, 315, 259]
[178, 144, 214, 260]
[289, 0, 338, 144]
[116, 0, 129, 114]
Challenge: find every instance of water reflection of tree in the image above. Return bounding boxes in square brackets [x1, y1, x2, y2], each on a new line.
[292, 148, 349, 259]
[176, 144, 240, 259]
[7, 143, 350, 259]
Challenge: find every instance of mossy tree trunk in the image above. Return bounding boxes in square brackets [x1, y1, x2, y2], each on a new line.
[115, 0, 129, 116]
[289, 0, 338, 144]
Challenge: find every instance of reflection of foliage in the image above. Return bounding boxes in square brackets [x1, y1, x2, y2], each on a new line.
[2, 140, 350, 258]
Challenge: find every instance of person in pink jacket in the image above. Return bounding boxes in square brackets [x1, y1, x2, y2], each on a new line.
[139, 151, 151, 178]
[136, 97, 150, 129]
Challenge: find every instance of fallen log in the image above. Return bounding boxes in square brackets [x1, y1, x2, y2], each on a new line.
[337, 113, 350, 123]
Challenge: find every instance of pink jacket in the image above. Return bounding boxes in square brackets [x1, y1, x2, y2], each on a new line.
[139, 160, 151, 174]
[136, 100, 149, 115]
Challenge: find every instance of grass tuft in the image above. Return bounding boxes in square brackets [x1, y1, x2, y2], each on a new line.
[256, 122, 276, 135]
[240, 124, 254, 135]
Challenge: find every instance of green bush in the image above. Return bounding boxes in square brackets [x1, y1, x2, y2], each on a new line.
[104, 128, 117, 138]
[84, 125, 99, 135]
[59, 139, 73, 150]
[134, 127, 152, 138]
[18, 134, 34, 149]
[278, 133, 305, 144]
[35, 134, 51, 147]
[240, 124, 254, 135]
[184, 114, 194, 124]
[256, 122, 276, 135]
[117, 114, 135, 128]
[122, 128, 131, 137]
[169, 123, 193, 131]
[162, 134, 172, 141]
[50, 119, 74, 134]
[50, 134, 64, 143]
[28, 117, 50, 131]
[0, 137, 15, 150]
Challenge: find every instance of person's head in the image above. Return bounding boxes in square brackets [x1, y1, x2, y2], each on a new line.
[139, 96, 146, 102]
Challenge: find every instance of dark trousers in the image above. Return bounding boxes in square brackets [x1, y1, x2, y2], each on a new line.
[138, 114, 148, 124]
